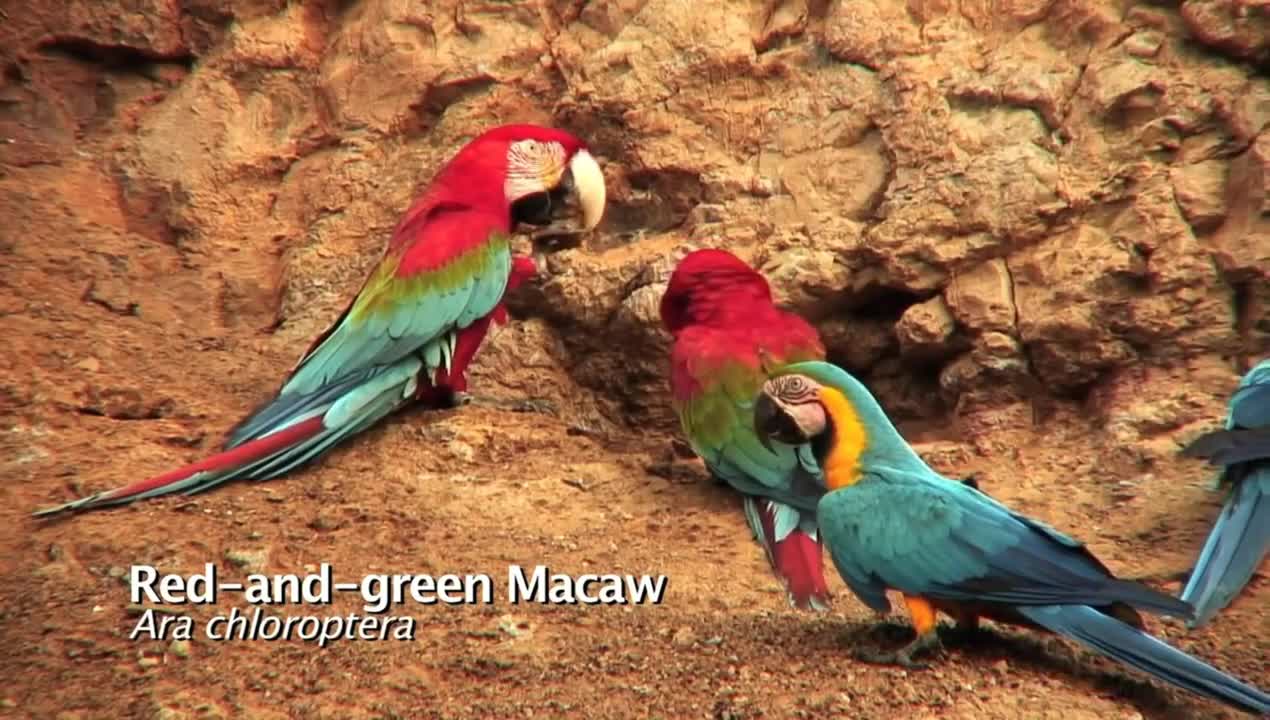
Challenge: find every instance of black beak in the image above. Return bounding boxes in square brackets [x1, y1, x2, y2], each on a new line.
[753, 392, 809, 453]
[530, 171, 587, 250]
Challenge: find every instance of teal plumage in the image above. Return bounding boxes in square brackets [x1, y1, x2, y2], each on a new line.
[36, 125, 605, 516]
[662, 249, 831, 609]
[755, 360, 1270, 715]
[1179, 359, 1270, 627]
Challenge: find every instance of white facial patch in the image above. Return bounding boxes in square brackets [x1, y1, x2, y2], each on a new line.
[504, 139, 566, 203]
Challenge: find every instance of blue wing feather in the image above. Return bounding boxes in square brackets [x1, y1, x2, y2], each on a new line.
[817, 468, 1191, 617]
[1180, 359, 1270, 626]
[1228, 359, 1270, 429]
[1182, 468, 1270, 627]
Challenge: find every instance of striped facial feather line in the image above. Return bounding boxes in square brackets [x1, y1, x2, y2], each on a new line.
[504, 139, 566, 203]
[767, 374, 819, 406]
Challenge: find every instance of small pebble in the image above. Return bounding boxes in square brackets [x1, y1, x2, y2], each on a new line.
[224, 548, 267, 570]
[671, 626, 695, 647]
[309, 512, 342, 531]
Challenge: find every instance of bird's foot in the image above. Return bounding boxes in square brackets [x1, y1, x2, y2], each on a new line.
[854, 630, 942, 670]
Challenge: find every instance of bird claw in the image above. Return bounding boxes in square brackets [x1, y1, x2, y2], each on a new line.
[854, 647, 930, 670]
[854, 632, 942, 670]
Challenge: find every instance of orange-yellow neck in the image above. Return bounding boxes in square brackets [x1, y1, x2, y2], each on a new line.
[817, 386, 868, 490]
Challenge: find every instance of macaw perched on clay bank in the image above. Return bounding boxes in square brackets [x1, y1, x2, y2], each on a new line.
[752, 361, 1270, 715]
[1179, 358, 1270, 628]
[660, 249, 986, 611]
[35, 124, 607, 517]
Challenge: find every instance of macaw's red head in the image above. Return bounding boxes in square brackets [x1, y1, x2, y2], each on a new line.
[660, 248, 776, 334]
[430, 124, 607, 248]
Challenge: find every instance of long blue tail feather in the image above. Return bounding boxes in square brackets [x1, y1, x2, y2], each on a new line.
[1020, 605, 1270, 715]
[1182, 470, 1270, 628]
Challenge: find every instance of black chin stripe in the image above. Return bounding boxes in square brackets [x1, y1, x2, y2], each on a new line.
[768, 410, 805, 444]
[812, 414, 835, 465]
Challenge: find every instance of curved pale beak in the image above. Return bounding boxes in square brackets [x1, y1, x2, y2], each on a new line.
[531, 149, 606, 247]
[570, 149, 606, 232]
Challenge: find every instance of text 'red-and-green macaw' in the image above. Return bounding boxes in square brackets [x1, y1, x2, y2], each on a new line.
[1179, 358, 1270, 627]
[752, 361, 1270, 715]
[35, 124, 606, 516]
[660, 249, 832, 610]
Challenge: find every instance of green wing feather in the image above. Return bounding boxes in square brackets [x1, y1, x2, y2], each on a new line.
[226, 211, 511, 446]
[670, 322, 832, 608]
[674, 340, 823, 508]
[283, 227, 511, 397]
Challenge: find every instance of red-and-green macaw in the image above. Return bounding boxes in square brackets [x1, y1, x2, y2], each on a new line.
[660, 249, 832, 610]
[1179, 358, 1270, 627]
[36, 124, 606, 516]
[751, 361, 1270, 715]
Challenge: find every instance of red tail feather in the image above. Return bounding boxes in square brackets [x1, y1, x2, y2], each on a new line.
[89, 416, 325, 506]
[754, 502, 831, 611]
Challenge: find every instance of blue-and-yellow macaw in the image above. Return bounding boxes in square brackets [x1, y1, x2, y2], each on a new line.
[1179, 359, 1270, 628]
[751, 361, 1270, 715]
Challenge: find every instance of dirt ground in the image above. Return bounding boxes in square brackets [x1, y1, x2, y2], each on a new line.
[2, 1, 1267, 719]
